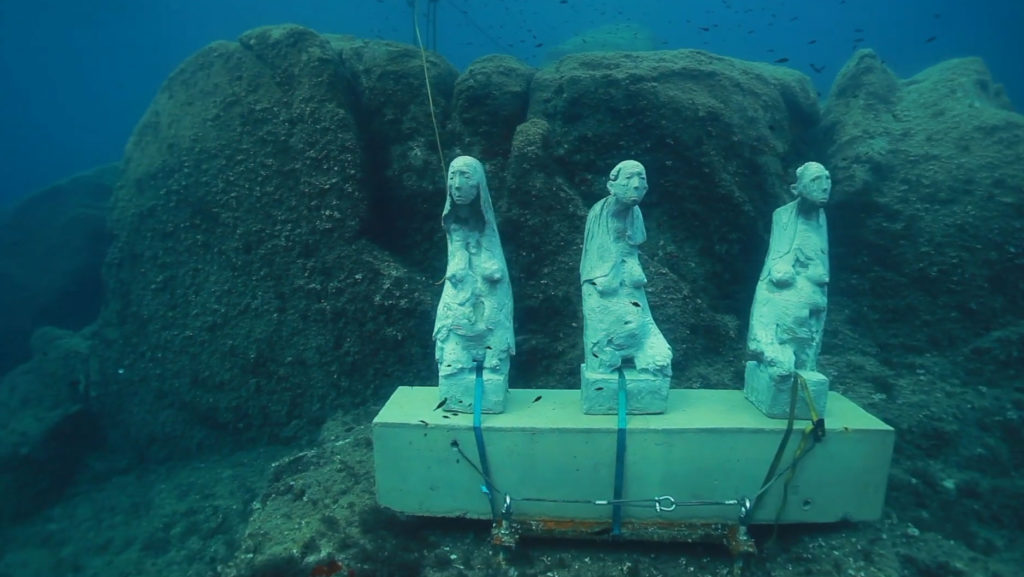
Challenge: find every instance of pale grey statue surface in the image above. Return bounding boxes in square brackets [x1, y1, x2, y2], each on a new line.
[580, 160, 672, 414]
[745, 161, 831, 419]
[433, 156, 514, 413]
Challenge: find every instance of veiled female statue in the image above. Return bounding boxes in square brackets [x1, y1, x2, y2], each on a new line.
[433, 156, 514, 413]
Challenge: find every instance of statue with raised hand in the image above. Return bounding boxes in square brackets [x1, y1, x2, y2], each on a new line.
[579, 160, 672, 414]
[745, 161, 831, 419]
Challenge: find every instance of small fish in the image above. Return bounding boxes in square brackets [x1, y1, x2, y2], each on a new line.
[925, 36, 937, 43]
[853, 37, 865, 43]
[774, 57, 790, 63]
[535, 42, 544, 48]
[807, 39, 817, 44]
[434, 398, 448, 411]
[699, 26, 710, 32]
[809, 63, 826, 74]
[532, 395, 543, 403]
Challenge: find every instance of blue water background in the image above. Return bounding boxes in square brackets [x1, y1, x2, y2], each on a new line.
[1, 0, 1019, 207]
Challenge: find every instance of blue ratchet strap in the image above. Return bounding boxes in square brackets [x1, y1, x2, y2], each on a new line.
[612, 367, 628, 535]
[473, 360, 498, 519]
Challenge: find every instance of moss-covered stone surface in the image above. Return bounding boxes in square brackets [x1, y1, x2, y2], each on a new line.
[0, 164, 116, 375]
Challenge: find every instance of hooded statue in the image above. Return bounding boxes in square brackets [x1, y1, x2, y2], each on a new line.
[433, 156, 514, 413]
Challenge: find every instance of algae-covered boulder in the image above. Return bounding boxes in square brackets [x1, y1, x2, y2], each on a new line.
[821, 52, 1024, 555]
[451, 54, 535, 161]
[499, 50, 821, 386]
[823, 51, 1024, 372]
[0, 164, 116, 376]
[325, 34, 459, 266]
[0, 327, 99, 525]
[95, 25, 439, 455]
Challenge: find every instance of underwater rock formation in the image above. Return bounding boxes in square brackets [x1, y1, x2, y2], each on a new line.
[95, 25, 822, 454]
[451, 54, 534, 161]
[7, 23, 1014, 577]
[95, 26, 441, 455]
[506, 49, 820, 386]
[0, 327, 99, 525]
[823, 50, 1024, 371]
[0, 164, 116, 376]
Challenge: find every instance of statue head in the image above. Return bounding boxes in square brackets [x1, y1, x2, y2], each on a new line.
[448, 156, 484, 206]
[442, 155, 499, 238]
[607, 160, 648, 206]
[791, 162, 831, 208]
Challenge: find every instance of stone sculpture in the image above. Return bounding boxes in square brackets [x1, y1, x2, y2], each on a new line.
[580, 160, 672, 414]
[433, 156, 514, 413]
[745, 161, 831, 419]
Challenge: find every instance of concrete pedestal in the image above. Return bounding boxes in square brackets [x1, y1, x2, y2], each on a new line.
[580, 365, 669, 414]
[744, 364, 829, 420]
[439, 371, 508, 414]
[373, 387, 893, 533]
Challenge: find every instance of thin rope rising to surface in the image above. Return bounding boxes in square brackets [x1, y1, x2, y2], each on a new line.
[412, 0, 447, 180]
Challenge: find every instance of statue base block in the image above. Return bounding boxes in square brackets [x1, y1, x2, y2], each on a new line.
[373, 387, 894, 534]
[744, 363, 829, 420]
[439, 372, 508, 414]
[580, 365, 668, 414]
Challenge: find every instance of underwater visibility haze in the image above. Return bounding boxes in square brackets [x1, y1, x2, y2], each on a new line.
[0, 1, 1022, 577]
[1, 0, 1021, 205]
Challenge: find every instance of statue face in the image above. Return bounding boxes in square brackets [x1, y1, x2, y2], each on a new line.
[796, 164, 831, 207]
[448, 161, 480, 205]
[608, 161, 647, 206]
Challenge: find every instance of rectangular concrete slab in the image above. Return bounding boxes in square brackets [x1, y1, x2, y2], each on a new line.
[373, 387, 894, 526]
